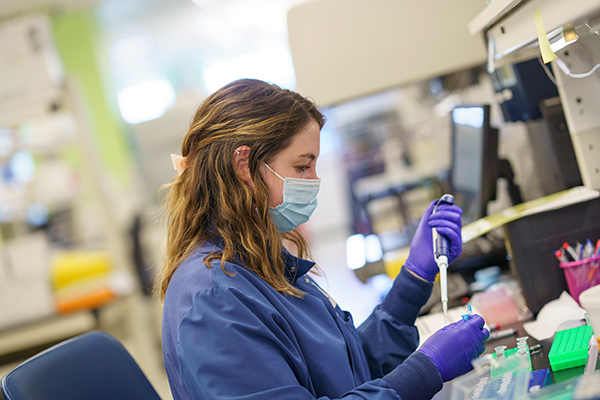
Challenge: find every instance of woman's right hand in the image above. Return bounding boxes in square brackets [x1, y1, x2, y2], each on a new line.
[417, 314, 489, 381]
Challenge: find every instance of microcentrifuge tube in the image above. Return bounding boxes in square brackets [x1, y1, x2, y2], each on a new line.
[495, 346, 507, 359]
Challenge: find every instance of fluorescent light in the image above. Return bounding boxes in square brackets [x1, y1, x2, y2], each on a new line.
[452, 107, 484, 128]
[117, 79, 176, 124]
[346, 234, 366, 270]
[365, 234, 383, 263]
[549, 28, 578, 53]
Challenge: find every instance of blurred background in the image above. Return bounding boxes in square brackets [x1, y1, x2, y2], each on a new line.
[1, 0, 599, 398]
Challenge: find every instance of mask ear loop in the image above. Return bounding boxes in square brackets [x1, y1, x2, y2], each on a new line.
[263, 162, 286, 182]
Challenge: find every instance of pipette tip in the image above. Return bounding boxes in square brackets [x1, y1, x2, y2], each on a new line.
[442, 301, 448, 325]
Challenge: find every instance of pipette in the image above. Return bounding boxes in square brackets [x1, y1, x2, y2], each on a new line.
[432, 194, 455, 325]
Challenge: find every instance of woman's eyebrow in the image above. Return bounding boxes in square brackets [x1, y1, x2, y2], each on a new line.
[298, 153, 316, 160]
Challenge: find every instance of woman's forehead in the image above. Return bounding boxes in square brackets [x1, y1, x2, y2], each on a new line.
[283, 120, 321, 159]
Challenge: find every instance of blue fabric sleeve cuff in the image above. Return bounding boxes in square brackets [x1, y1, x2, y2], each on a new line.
[382, 351, 443, 400]
[380, 267, 433, 326]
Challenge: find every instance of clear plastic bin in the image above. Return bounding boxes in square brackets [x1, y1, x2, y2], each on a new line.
[451, 354, 530, 400]
[559, 255, 600, 305]
[471, 282, 532, 327]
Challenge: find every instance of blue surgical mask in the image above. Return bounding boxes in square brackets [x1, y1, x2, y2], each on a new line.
[263, 162, 320, 233]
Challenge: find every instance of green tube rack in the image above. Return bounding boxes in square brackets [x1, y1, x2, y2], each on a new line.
[548, 325, 593, 371]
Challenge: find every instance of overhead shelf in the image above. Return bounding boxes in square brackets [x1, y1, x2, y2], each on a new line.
[288, 0, 488, 107]
[468, 0, 522, 37]
[469, 0, 600, 61]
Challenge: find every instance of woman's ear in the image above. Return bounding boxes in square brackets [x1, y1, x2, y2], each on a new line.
[233, 145, 254, 190]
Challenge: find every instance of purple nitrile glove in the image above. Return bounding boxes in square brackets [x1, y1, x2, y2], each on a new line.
[404, 200, 463, 282]
[418, 314, 490, 382]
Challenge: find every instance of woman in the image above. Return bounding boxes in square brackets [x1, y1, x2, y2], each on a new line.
[158, 79, 489, 400]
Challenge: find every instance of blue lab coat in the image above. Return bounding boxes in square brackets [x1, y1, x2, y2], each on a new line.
[162, 239, 443, 400]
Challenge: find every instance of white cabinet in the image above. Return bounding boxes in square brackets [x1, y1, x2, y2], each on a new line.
[0, 14, 63, 127]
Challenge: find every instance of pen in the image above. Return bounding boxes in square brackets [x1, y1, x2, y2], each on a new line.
[577, 242, 584, 261]
[489, 322, 501, 332]
[563, 242, 579, 261]
[555, 250, 569, 263]
[584, 239, 594, 259]
[587, 265, 597, 281]
[588, 240, 600, 280]
[487, 328, 518, 341]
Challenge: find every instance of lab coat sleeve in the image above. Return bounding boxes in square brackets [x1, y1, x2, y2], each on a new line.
[357, 267, 433, 378]
[176, 284, 405, 400]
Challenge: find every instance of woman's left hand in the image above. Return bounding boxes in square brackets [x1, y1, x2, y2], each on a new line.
[404, 200, 463, 282]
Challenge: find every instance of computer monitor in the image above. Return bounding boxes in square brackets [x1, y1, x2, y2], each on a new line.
[449, 105, 499, 224]
[450, 105, 523, 224]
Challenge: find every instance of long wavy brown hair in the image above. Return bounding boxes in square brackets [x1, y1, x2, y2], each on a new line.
[156, 79, 325, 301]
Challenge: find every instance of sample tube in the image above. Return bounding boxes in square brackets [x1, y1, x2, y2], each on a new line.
[495, 346, 507, 359]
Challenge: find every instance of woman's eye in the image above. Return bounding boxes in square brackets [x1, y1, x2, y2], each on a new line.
[296, 166, 310, 172]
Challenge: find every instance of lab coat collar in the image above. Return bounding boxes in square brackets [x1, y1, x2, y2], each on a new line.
[282, 248, 316, 283]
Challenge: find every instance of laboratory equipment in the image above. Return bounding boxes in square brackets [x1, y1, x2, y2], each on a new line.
[491, 346, 531, 380]
[548, 325, 594, 371]
[574, 370, 600, 400]
[495, 346, 507, 360]
[528, 369, 552, 392]
[462, 302, 474, 321]
[489, 58, 558, 123]
[529, 344, 543, 355]
[584, 335, 598, 376]
[432, 193, 454, 324]
[471, 282, 531, 327]
[489, 328, 518, 341]
[449, 105, 522, 225]
[468, 0, 600, 192]
[450, 353, 530, 400]
[528, 376, 580, 400]
[580, 285, 600, 347]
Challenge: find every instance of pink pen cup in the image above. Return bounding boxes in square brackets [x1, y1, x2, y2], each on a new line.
[559, 254, 600, 304]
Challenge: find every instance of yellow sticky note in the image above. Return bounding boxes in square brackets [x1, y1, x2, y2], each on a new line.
[534, 11, 557, 63]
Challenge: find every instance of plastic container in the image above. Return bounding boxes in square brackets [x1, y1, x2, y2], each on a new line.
[491, 347, 531, 380]
[528, 375, 580, 400]
[559, 255, 600, 304]
[579, 285, 600, 346]
[471, 283, 532, 327]
[450, 365, 530, 400]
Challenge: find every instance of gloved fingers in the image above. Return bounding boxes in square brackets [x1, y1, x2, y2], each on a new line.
[429, 210, 463, 227]
[432, 204, 463, 217]
[466, 314, 486, 329]
[428, 219, 461, 236]
[464, 338, 485, 359]
[480, 327, 490, 342]
[429, 225, 462, 246]
[475, 340, 486, 357]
